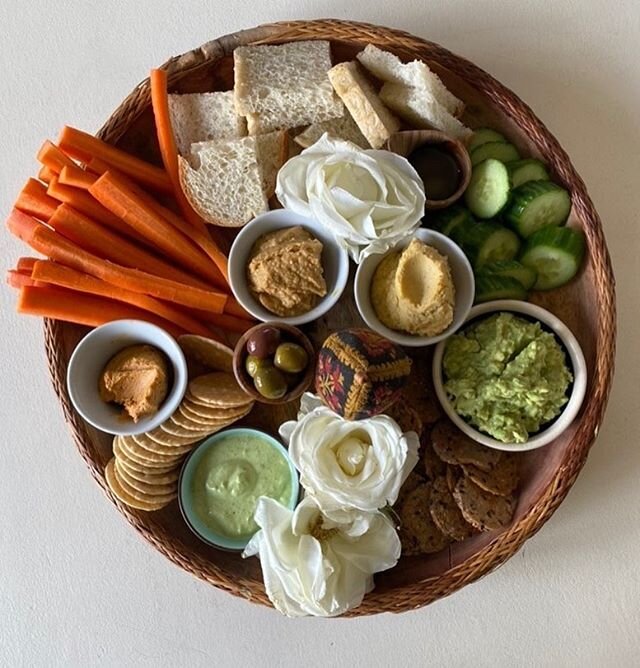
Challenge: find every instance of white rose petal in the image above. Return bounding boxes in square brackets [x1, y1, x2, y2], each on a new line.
[276, 134, 426, 262]
[243, 496, 400, 617]
[280, 392, 420, 517]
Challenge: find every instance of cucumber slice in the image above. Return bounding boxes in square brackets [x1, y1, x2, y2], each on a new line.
[505, 180, 571, 238]
[430, 204, 474, 236]
[468, 128, 507, 152]
[520, 226, 585, 290]
[470, 141, 520, 166]
[464, 159, 511, 219]
[475, 275, 528, 303]
[507, 159, 549, 188]
[454, 221, 521, 269]
[478, 260, 538, 291]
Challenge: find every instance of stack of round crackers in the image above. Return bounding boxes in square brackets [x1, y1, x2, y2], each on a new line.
[105, 336, 255, 512]
[397, 419, 520, 555]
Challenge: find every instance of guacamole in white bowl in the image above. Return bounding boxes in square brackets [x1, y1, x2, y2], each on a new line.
[431, 300, 587, 451]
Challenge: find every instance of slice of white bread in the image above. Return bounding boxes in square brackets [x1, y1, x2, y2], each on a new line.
[234, 41, 343, 134]
[168, 91, 247, 155]
[327, 61, 400, 149]
[178, 131, 286, 227]
[379, 82, 472, 141]
[294, 109, 370, 149]
[356, 44, 464, 117]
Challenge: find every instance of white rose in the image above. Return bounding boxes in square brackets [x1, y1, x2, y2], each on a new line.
[243, 496, 400, 617]
[280, 393, 419, 517]
[276, 134, 426, 263]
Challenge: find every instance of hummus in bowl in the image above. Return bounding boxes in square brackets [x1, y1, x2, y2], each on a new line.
[228, 210, 349, 326]
[355, 229, 474, 347]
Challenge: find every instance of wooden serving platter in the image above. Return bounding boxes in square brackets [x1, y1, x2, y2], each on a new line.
[43, 20, 616, 615]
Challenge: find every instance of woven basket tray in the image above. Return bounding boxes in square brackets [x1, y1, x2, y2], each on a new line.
[43, 19, 616, 615]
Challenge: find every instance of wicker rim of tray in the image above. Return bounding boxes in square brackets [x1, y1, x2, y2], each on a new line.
[42, 19, 617, 615]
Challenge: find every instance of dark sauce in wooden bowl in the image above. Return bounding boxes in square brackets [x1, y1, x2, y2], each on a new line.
[408, 145, 461, 201]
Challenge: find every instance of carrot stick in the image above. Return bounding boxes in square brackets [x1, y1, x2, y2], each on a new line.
[17, 257, 38, 273]
[87, 156, 229, 284]
[58, 164, 97, 190]
[37, 140, 75, 173]
[57, 126, 173, 195]
[224, 297, 254, 321]
[7, 209, 227, 313]
[46, 175, 148, 245]
[149, 68, 209, 235]
[89, 171, 223, 286]
[15, 178, 59, 222]
[195, 309, 254, 334]
[31, 260, 213, 338]
[48, 204, 211, 289]
[6, 270, 38, 289]
[17, 285, 184, 337]
[38, 165, 56, 184]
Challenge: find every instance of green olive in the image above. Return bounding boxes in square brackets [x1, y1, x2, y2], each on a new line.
[245, 355, 272, 379]
[254, 366, 288, 399]
[274, 343, 308, 374]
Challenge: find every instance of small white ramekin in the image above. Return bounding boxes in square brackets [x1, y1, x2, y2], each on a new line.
[354, 228, 475, 347]
[228, 210, 349, 326]
[67, 320, 187, 436]
[432, 300, 588, 452]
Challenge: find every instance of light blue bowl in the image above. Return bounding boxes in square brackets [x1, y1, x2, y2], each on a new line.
[178, 428, 299, 551]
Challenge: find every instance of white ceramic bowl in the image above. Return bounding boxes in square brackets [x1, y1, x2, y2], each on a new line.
[354, 228, 475, 347]
[66, 320, 188, 436]
[228, 210, 350, 326]
[432, 300, 588, 452]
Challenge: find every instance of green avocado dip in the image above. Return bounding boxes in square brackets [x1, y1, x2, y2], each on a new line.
[443, 312, 572, 444]
[191, 432, 294, 539]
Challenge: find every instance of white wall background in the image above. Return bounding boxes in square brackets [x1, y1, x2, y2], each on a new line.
[1, 1, 639, 666]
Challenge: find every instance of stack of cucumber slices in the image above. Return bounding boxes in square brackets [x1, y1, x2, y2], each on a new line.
[428, 127, 585, 303]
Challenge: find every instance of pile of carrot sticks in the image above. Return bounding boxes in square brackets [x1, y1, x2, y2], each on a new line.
[6, 70, 253, 340]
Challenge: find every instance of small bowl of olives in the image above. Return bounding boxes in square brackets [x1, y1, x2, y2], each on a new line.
[233, 323, 315, 404]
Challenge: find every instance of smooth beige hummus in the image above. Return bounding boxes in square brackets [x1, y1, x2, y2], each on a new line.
[371, 239, 455, 336]
[99, 345, 169, 422]
[247, 226, 327, 317]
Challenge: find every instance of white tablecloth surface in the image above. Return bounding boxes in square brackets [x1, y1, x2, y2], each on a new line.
[1, 2, 638, 666]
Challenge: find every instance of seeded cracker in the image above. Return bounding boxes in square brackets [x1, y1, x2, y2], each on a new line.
[398, 485, 450, 554]
[453, 476, 516, 531]
[462, 455, 520, 497]
[431, 419, 501, 471]
[429, 476, 476, 541]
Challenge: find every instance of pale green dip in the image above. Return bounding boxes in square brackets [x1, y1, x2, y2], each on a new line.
[443, 312, 572, 443]
[191, 433, 293, 539]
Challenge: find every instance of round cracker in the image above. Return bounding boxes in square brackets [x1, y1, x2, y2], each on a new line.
[115, 459, 178, 497]
[145, 427, 205, 448]
[104, 458, 168, 511]
[452, 476, 516, 531]
[159, 417, 218, 439]
[117, 457, 180, 485]
[398, 484, 449, 554]
[119, 435, 184, 465]
[182, 398, 253, 420]
[113, 438, 176, 472]
[187, 372, 252, 407]
[114, 464, 177, 505]
[429, 476, 476, 541]
[172, 408, 229, 430]
[178, 335, 234, 374]
[131, 432, 194, 456]
[431, 420, 501, 472]
[462, 455, 519, 497]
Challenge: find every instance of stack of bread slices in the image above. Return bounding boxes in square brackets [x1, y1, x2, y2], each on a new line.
[174, 41, 470, 228]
